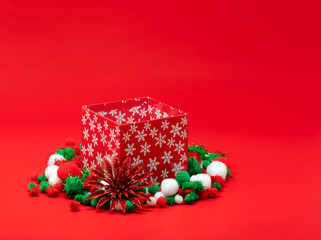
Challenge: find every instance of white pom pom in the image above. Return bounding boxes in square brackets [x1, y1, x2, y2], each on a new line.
[161, 178, 179, 197]
[174, 195, 183, 204]
[207, 161, 227, 181]
[48, 174, 62, 186]
[147, 197, 157, 207]
[190, 173, 212, 189]
[154, 191, 165, 200]
[45, 165, 58, 179]
[48, 154, 66, 166]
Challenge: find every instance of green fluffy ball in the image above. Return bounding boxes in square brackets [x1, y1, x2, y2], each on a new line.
[188, 145, 208, 160]
[139, 187, 147, 193]
[166, 196, 175, 206]
[188, 157, 202, 176]
[192, 181, 204, 192]
[65, 176, 84, 198]
[227, 168, 231, 178]
[148, 184, 159, 195]
[175, 171, 190, 188]
[40, 182, 49, 192]
[189, 191, 198, 201]
[182, 181, 192, 190]
[184, 194, 194, 204]
[56, 147, 75, 160]
[40, 180, 49, 186]
[125, 200, 135, 213]
[91, 198, 99, 208]
[83, 192, 91, 205]
[28, 182, 37, 190]
[74, 194, 84, 202]
[212, 182, 222, 191]
[202, 160, 211, 169]
[37, 174, 46, 183]
[81, 169, 90, 182]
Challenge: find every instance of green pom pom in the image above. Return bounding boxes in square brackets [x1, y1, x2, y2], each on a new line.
[227, 168, 231, 178]
[189, 191, 198, 201]
[28, 182, 37, 190]
[65, 176, 83, 198]
[175, 171, 190, 188]
[166, 196, 175, 206]
[212, 182, 222, 191]
[184, 194, 194, 204]
[74, 194, 84, 202]
[37, 174, 46, 183]
[188, 157, 202, 176]
[91, 198, 99, 208]
[40, 182, 49, 192]
[81, 169, 90, 182]
[83, 192, 91, 205]
[148, 184, 160, 195]
[56, 147, 75, 160]
[182, 181, 192, 190]
[40, 180, 49, 186]
[125, 200, 135, 213]
[206, 152, 224, 161]
[192, 181, 204, 192]
[188, 145, 208, 160]
[139, 187, 147, 193]
[202, 160, 211, 169]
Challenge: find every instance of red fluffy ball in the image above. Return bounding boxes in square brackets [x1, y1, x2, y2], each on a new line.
[157, 197, 166, 208]
[57, 161, 82, 180]
[30, 172, 39, 181]
[207, 188, 219, 198]
[47, 187, 59, 197]
[70, 201, 80, 212]
[188, 152, 202, 163]
[65, 137, 76, 147]
[54, 183, 64, 192]
[73, 156, 83, 168]
[73, 146, 81, 156]
[198, 190, 209, 200]
[29, 187, 39, 197]
[211, 175, 224, 185]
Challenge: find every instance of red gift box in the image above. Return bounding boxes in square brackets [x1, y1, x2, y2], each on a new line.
[81, 97, 188, 184]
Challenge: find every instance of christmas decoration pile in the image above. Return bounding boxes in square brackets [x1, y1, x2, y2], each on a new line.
[28, 138, 232, 214]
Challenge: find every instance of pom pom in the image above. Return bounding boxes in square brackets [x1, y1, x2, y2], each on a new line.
[166, 196, 175, 206]
[28, 182, 37, 191]
[190, 173, 212, 189]
[126, 200, 135, 213]
[188, 152, 203, 163]
[54, 183, 64, 192]
[161, 178, 179, 197]
[188, 145, 208, 160]
[49, 174, 62, 187]
[45, 165, 58, 179]
[207, 188, 219, 198]
[174, 194, 184, 204]
[146, 197, 157, 207]
[40, 182, 49, 192]
[48, 154, 66, 166]
[148, 184, 160, 195]
[91, 198, 99, 208]
[73, 146, 81, 156]
[37, 174, 46, 183]
[212, 182, 222, 191]
[191, 181, 204, 192]
[30, 172, 39, 181]
[70, 201, 80, 212]
[65, 137, 76, 147]
[184, 194, 194, 204]
[29, 187, 39, 196]
[202, 160, 211, 169]
[57, 161, 82, 180]
[175, 171, 191, 188]
[157, 197, 166, 208]
[227, 168, 231, 178]
[83, 192, 91, 205]
[211, 175, 224, 185]
[74, 194, 84, 202]
[207, 161, 227, 181]
[188, 157, 202, 176]
[65, 176, 83, 198]
[56, 147, 75, 160]
[73, 156, 83, 168]
[198, 190, 208, 200]
[47, 187, 59, 197]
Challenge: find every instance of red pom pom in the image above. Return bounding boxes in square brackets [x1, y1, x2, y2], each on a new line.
[198, 190, 208, 200]
[30, 172, 39, 181]
[73, 146, 81, 156]
[212, 176, 224, 184]
[157, 197, 166, 208]
[73, 156, 83, 168]
[57, 161, 82, 180]
[202, 169, 207, 173]
[65, 137, 76, 147]
[54, 183, 64, 192]
[178, 188, 184, 196]
[70, 201, 80, 212]
[29, 187, 39, 197]
[188, 152, 202, 163]
[47, 187, 59, 197]
[207, 188, 219, 198]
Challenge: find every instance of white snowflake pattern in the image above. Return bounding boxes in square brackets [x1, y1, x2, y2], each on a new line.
[129, 106, 141, 116]
[109, 109, 117, 116]
[147, 157, 159, 171]
[181, 116, 188, 126]
[135, 130, 147, 142]
[149, 127, 158, 138]
[167, 137, 175, 148]
[89, 120, 96, 131]
[126, 116, 135, 124]
[90, 160, 97, 169]
[103, 152, 113, 162]
[155, 133, 166, 148]
[115, 140, 120, 149]
[144, 122, 151, 131]
[98, 111, 107, 116]
[107, 141, 113, 151]
[100, 131, 107, 146]
[163, 112, 169, 118]
[132, 155, 143, 166]
[155, 109, 162, 119]
[109, 129, 116, 142]
[85, 110, 90, 119]
[115, 111, 126, 123]
[129, 124, 138, 133]
[161, 120, 169, 130]
[115, 127, 120, 136]
[96, 123, 102, 132]
[93, 114, 98, 123]
[96, 152, 104, 166]
[139, 108, 148, 118]
[81, 145, 86, 155]
[172, 162, 184, 176]
[87, 143, 94, 157]
[82, 115, 87, 125]
[170, 123, 182, 137]
[83, 158, 89, 168]
[122, 132, 131, 142]
[125, 143, 136, 156]
[174, 140, 185, 154]
[161, 169, 169, 179]
[83, 128, 89, 140]
[161, 151, 173, 164]
[147, 105, 154, 114]
[150, 176, 159, 185]
[103, 121, 109, 130]
[92, 133, 98, 146]
[140, 142, 151, 156]
[181, 129, 187, 140]
[180, 153, 188, 162]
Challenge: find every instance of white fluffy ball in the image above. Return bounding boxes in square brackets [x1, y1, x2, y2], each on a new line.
[154, 191, 165, 200]
[161, 178, 179, 197]
[45, 165, 59, 179]
[174, 195, 183, 205]
[146, 197, 157, 207]
[48, 174, 62, 187]
[207, 161, 227, 181]
[190, 173, 212, 189]
[48, 154, 66, 166]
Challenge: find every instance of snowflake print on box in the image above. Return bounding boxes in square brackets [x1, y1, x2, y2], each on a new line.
[81, 97, 188, 184]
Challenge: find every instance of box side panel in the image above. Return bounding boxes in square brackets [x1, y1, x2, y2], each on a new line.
[119, 115, 188, 185]
[81, 106, 121, 169]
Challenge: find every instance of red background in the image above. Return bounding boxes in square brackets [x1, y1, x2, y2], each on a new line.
[1, 1, 320, 239]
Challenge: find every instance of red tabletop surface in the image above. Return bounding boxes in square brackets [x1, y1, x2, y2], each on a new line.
[1, 1, 320, 239]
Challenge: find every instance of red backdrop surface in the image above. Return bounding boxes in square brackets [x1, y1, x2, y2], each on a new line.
[0, 1, 320, 239]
